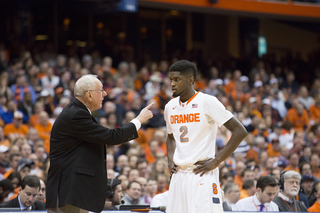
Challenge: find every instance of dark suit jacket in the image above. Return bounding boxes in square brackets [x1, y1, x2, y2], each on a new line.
[0, 196, 46, 210]
[46, 98, 138, 212]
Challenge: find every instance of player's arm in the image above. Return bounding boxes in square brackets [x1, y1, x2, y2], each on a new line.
[167, 133, 178, 174]
[194, 117, 248, 176]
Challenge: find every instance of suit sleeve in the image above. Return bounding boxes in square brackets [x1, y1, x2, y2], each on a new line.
[69, 110, 138, 145]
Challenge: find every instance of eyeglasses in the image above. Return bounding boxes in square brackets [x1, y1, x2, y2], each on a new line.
[85, 90, 106, 94]
[285, 180, 300, 185]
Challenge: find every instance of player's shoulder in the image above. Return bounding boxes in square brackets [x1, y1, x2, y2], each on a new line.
[165, 97, 179, 108]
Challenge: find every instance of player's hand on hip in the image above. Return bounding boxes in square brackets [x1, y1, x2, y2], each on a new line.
[193, 158, 218, 177]
[169, 163, 178, 175]
[136, 102, 154, 123]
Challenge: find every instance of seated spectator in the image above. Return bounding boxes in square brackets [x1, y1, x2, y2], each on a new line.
[0, 145, 9, 172]
[240, 179, 256, 199]
[3, 154, 21, 179]
[0, 175, 45, 210]
[0, 179, 14, 203]
[300, 174, 314, 208]
[145, 178, 157, 204]
[37, 179, 46, 202]
[273, 170, 308, 212]
[155, 173, 168, 195]
[122, 181, 147, 205]
[223, 182, 240, 210]
[233, 175, 279, 211]
[34, 111, 52, 153]
[3, 111, 29, 137]
[308, 181, 320, 212]
[267, 138, 281, 157]
[309, 95, 320, 125]
[105, 179, 124, 210]
[137, 177, 149, 205]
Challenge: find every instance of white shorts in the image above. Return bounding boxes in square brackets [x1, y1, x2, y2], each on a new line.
[166, 168, 223, 213]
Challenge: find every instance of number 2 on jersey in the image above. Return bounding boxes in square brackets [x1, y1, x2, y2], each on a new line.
[179, 126, 189, 143]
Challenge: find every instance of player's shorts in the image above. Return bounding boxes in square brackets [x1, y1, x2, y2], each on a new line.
[166, 166, 223, 213]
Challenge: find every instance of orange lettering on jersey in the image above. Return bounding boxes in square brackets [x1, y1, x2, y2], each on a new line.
[183, 114, 189, 123]
[170, 113, 201, 124]
[212, 183, 218, 195]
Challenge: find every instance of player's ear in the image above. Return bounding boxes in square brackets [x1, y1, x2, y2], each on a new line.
[189, 75, 195, 85]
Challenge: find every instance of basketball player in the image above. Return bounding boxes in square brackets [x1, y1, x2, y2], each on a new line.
[164, 60, 248, 213]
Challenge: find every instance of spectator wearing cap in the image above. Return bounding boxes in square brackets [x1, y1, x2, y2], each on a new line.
[240, 75, 250, 94]
[267, 138, 281, 158]
[300, 174, 315, 208]
[144, 72, 162, 101]
[37, 89, 54, 117]
[309, 95, 320, 125]
[0, 145, 9, 171]
[41, 67, 60, 98]
[0, 175, 45, 210]
[7, 158, 34, 201]
[3, 111, 29, 137]
[271, 88, 287, 118]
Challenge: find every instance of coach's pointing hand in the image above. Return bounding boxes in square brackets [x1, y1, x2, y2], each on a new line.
[136, 102, 154, 123]
[193, 158, 219, 177]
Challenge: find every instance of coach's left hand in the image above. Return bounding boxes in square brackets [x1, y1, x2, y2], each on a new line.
[193, 158, 219, 177]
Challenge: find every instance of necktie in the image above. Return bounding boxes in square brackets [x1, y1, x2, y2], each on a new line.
[23, 208, 30, 211]
[260, 204, 264, 212]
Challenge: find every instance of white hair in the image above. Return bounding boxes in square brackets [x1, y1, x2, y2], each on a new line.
[74, 74, 98, 97]
[283, 170, 301, 181]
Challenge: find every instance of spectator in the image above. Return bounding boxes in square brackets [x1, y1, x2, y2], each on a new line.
[128, 169, 139, 182]
[37, 179, 46, 202]
[223, 182, 240, 210]
[105, 179, 124, 210]
[240, 179, 256, 199]
[273, 170, 308, 212]
[3, 111, 29, 137]
[300, 174, 314, 208]
[136, 177, 148, 205]
[233, 175, 279, 211]
[3, 154, 21, 179]
[10, 75, 36, 104]
[122, 181, 147, 205]
[309, 94, 320, 125]
[308, 181, 320, 212]
[0, 145, 9, 171]
[136, 158, 149, 179]
[0, 175, 45, 210]
[284, 153, 299, 173]
[299, 161, 312, 177]
[145, 178, 157, 204]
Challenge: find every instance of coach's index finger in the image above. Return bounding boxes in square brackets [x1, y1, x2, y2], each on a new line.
[145, 102, 154, 109]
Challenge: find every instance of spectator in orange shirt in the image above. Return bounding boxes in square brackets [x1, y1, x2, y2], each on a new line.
[309, 95, 320, 125]
[29, 101, 44, 128]
[284, 153, 300, 173]
[155, 173, 169, 195]
[224, 70, 241, 96]
[34, 111, 52, 153]
[309, 181, 320, 212]
[267, 138, 281, 157]
[234, 161, 246, 190]
[287, 102, 309, 132]
[3, 111, 29, 137]
[240, 179, 256, 199]
[310, 154, 320, 179]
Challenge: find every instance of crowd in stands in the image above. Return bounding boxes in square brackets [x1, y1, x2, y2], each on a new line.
[1, 39, 320, 210]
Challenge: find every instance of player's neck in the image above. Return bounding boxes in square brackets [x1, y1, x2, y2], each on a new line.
[180, 89, 196, 103]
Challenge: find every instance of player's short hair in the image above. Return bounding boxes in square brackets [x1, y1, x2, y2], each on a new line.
[169, 60, 197, 83]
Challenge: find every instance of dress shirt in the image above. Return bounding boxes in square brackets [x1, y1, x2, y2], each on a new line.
[18, 195, 31, 211]
[233, 194, 279, 212]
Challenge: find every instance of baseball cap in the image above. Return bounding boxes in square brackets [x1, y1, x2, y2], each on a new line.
[254, 81, 263, 88]
[214, 79, 223, 86]
[262, 98, 271, 105]
[17, 158, 35, 173]
[40, 89, 50, 97]
[249, 97, 257, 104]
[240, 76, 249, 82]
[269, 78, 278, 85]
[276, 160, 287, 168]
[13, 111, 23, 119]
[301, 174, 315, 183]
[0, 145, 9, 153]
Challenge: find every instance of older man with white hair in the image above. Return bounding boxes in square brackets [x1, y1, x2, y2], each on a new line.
[273, 170, 308, 212]
[46, 74, 154, 213]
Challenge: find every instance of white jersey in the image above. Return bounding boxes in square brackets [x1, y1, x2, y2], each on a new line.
[164, 92, 233, 166]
